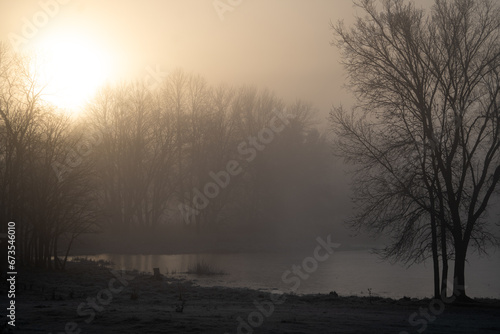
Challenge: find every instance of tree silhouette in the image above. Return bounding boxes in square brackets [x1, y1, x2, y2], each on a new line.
[331, 0, 500, 300]
[0, 44, 97, 269]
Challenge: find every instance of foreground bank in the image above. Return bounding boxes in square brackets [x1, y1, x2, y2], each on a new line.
[4, 261, 500, 334]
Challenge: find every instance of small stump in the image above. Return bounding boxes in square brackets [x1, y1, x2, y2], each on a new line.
[153, 267, 162, 280]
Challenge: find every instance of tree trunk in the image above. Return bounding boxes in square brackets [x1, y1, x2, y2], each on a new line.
[453, 244, 468, 302]
[53, 235, 59, 270]
[440, 218, 448, 299]
[62, 235, 76, 270]
[430, 212, 440, 299]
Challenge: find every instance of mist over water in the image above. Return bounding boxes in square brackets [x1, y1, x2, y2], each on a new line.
[79, 249, 500, 299]
[1, 0, 500, 333]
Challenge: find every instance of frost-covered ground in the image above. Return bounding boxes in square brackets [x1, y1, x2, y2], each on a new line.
[4, 262, 500, 334]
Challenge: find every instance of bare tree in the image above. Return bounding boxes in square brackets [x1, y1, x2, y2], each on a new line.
[331, 0, 500, 300]
[88, 81, 178, 232]
[0, 44, 97, 269]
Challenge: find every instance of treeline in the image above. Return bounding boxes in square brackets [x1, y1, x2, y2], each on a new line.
[0, 45, 97, 269]
[0, 45, 337, 268]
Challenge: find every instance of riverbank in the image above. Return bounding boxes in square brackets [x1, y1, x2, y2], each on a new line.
[4, 261, 500, 334]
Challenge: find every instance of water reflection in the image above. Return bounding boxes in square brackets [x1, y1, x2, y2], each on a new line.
[71, 250, 500, 299]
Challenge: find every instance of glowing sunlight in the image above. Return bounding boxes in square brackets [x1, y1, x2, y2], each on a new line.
[32, 29, 113, 115]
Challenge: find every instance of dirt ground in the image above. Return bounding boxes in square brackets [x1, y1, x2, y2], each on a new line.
[2, 262, 499, 334]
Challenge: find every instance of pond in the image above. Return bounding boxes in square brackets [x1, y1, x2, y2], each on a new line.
[76, 249, 500, 299]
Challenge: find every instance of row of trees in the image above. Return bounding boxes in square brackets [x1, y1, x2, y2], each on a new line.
[0, 44, 337, 268]
[85, 70, 332, 233]
[331, 0, 500, 300]
[0, 45, 97, 269]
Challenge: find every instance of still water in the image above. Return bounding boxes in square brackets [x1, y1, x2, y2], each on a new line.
[80, 250, 500, 299]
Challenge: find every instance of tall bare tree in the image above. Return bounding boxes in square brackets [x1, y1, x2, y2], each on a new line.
[331, 0, 500, 300]
[0, 44, 97, 269]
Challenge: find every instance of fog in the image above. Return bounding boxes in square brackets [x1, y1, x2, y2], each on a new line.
[0, 0, 377, 254]
[1, 0, 356, 120]
[1, 1, 499, 333]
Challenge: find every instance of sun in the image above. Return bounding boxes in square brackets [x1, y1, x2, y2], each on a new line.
[31, 28, 114, 115]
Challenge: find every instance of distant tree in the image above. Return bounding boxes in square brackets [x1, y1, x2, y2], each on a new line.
[0, 43, 96, 269]
[88, 81, 178, 232]
[331, 0, 500, 300]
[73, 67, 351, 249]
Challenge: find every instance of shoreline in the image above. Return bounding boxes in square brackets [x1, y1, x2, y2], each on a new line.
[61, 250, 500, 301]
[5, 261, 500, 333]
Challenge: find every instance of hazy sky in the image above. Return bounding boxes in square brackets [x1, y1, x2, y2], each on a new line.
[1, 0, 362, 121]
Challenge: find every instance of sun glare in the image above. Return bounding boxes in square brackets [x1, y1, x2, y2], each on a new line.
[32, 29, 114, 115]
